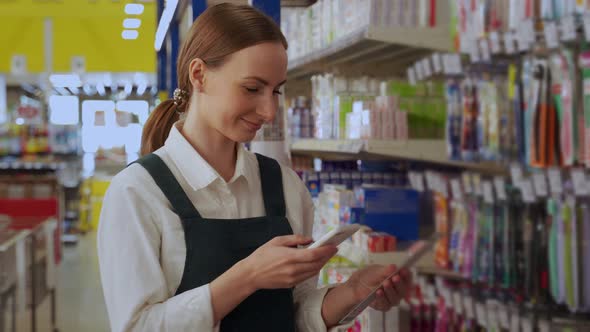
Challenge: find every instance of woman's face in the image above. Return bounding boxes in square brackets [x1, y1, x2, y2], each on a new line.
[193, 42, 288, 143]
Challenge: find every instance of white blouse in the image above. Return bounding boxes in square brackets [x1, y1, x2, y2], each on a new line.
[97, 122, 332, 332]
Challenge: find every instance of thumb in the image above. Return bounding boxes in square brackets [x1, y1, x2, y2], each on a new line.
[269, 234, 313, 247]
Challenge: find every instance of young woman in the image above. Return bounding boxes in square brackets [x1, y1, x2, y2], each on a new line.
[98, 4, 412, 331]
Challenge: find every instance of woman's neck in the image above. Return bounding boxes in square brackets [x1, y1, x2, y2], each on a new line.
[180, 115, 237, 183]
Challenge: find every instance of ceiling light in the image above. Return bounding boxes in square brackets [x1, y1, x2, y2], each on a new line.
[123, 18, 142, 29]
[122, 30, 139, 40]
[125, 3, 144, 15]
[97, 82, 106, 96]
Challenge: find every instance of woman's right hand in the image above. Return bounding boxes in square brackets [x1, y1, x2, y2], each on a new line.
[241, 234, 338, 290]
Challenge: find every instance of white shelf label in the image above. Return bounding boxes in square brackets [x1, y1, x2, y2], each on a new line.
[451, 54, 463, 74]
[517, 20, 534, 51]
[510, 163, 523, 186]
[571, 169, 588, 196]
[494, 176, 507, 201]
[584, 14, 590, 42]
[548, 168, 563, 194]
[538, 320, 550, 332]
[337, 141, 363, 153]
[489, 31, 501, 54]
[462, 173, 473, 194]
[453, 292, 463, 315]
[522, 317, 533, 332]
[476, 302, 488, 327]
[472, 174, 482, 196]
[521, 179, 536, 203]
[422, 58, 432, 78]
[483, 181, 494, 204]
[432, 53, 442, 73]
[479, 39, 491, 62]
[415, 63, 424, 81]
[451, 179, 463, 201]
[504, 31, 516, 54]
[533, 173, 548, 197]
[415, 173, 425, 192]
[544, 21, 559, 49]
[560, 15, 577, 41]
[510, 312, 520, 332]
[499, 305, 510, 329]
[487, 301, 499, 329]
[407, 67, 417, 86]
[464, 296, 475, 319]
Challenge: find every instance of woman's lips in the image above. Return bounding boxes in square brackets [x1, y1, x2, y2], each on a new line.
[241, 118, 263, 131]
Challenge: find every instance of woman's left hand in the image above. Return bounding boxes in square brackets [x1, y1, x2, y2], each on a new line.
[345, 264, 413, 311]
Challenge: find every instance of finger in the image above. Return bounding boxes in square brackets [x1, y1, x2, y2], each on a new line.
[270, 235, 313, 247]
[382, 278, 399, 306]
[294, 245, 338, 263]
[392, 275, 410, 303]
[364, 264, 397, 285]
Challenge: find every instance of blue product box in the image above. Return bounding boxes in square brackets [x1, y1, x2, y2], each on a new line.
[306, 172, 320, 197]
[357, 186, 420, 241]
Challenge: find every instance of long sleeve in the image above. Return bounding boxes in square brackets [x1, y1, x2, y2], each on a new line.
[97, 173, 218, 332]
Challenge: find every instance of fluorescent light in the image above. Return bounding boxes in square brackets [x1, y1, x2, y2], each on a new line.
[136, 81, 147, 95]
[97, 82, 106, 96]
[68, 87, 80, 95]
[123, 18, 142, 29]
[124, 82, 132, 95]
[122, 30, 139, 40]
[50, 74, 81, 88]
[125, 3, 144, 15]
[49, 95, 79, 125]
[154, 0, 179, 51]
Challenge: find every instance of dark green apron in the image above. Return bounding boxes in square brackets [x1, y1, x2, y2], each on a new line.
[136, 153, 296, 331]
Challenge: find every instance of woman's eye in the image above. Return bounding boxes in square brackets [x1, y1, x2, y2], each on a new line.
[273, 90, 283, 95]
[245, 87, 259, 93]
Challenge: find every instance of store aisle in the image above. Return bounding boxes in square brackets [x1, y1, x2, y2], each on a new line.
[18, 232, 110, 332]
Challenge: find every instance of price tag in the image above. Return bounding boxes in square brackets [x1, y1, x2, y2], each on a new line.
[525, 19, 536, 43]
[425, 172, 434, 191]
[408, 172, 416, 190]
[517, 20, 534, 51]
[544, 21, 559, 49]
[510, 312, 520, 332]
[426, 285, 437, 303]
[472, 174, 482, 196]
[464, 296, 475, 319]
[489, 31, 501, 54]
[422, 58, 432, 78]
[499, 305, 510, 329]
[476, 302, 488, 327]
[432, 53, 442, 73]
[533, 172, 548, 197]
[451, 179, 463, 200]
[571, 169, 588, 196]
[415, 63, 424, 81]
[453, 292, 463, 315]
[407, 67, 417, 86]
[415, 173, 425, 192]
[560, 15, 577, 41]
[504, 31, 516, 54]
[462, 173, 473, 194]
[441, 288, 452, 308]
[584, 14, 590, 42]
[479, 39, 491, 62]
[521, 179, 536, 203]
[483, 181, 494, 204]
[439, 176, 449, 198]
[510, 163, 523, 186]
[494, 176, 507, 201]
[522, 317, 533, 332]
[548, 168, 563, 194]
[486, 301, 499, 329]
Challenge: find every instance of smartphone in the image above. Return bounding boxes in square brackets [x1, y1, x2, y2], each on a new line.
[338, 233, 441, 325]
[307, 224, 362, 249]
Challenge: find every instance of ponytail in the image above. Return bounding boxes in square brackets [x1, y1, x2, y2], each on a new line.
[140, 99, 180, 156]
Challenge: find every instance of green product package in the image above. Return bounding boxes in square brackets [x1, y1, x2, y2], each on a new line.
[337, 95, 353, 139]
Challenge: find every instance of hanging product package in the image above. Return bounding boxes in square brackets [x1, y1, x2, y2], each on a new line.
[460, 78, 479, 161]
[579, 50, 590, 167]
[446, 79, 463, 160]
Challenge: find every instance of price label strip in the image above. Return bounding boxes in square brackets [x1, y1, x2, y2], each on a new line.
[338, 233, 441, 325]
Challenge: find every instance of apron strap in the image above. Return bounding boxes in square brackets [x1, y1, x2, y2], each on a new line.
[133, 153, 202, 220]
[255, 153, 286, 217]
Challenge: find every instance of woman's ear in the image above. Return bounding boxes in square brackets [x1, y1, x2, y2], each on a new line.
[189, 58, 206, 93]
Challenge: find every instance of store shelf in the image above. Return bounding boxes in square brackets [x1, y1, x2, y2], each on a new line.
[338, 241, 435, 267]
[287, 24, 452, 80]
[291, 139, 508, 174]
[415, 266, 467, 281]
